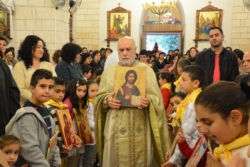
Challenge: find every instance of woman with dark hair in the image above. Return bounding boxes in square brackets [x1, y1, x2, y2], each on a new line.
[12, 35, 56, 106]
[82, 47, 88, 53]
[155, 52, 167, 71]
[51, 49, 62, 68]
[105, 48, 113, 58]
[80, 53, 92, 65]
[89, 50, 101, 70]
[89, 50, 93, 56]
[163, 53, 181, 75]
[226, 46, 232, 51]
[4, 47, 18, 67]
[233, 49, 245, 74]
[167, 50, 173, 59]
[56, 43, 83, 86]
[188, 47, 198, 64]
[100, 48, 113, 69]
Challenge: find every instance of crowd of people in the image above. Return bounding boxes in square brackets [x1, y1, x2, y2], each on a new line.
[0, 26, 250, 167]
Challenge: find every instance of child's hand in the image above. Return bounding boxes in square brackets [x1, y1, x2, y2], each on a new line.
[161, 161, 176, 167]
[176, 127, 185, 143]
[75, 135, 83, 148]
[226, 153, 246, 167]
[62, 144, 72, 152]
[165, 150, 170, 161]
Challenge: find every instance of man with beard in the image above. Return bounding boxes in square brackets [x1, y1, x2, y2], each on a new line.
[116, 70, 140, 107]
[195, 27, 238, 84]
[94, 36, 171, 167]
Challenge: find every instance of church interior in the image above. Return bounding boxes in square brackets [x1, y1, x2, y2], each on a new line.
[1, 0, 248, 56]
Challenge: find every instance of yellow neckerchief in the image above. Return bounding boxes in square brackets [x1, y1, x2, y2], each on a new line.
[214, 134, 250, 164]
[160, 83, 172, 93]
[88, 98, 94, 104]
[174, 76, 181, 92]
[44, 99, 68, 109]
[174, 88, 202, 124]
[170, 112, 179, 127]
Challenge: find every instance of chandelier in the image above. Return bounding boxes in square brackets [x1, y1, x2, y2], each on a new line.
[142, 0, 177, 23]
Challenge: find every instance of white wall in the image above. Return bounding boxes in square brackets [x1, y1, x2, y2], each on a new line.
[9, 0, 69, 57]
[99, 0, 233, 53]
[99, 0, 142, 52]
[180, 0, 233, 52]
[231, 0, 250, 52]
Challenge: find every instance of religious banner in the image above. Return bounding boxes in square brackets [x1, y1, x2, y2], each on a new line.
[46, 132, 58, 165]
[206, 152, 225, 167]
[114, 66, 147, 107]
[74, 108, 94, 145]
[56, 109, 77, 147]
[185, 136, 208, 167]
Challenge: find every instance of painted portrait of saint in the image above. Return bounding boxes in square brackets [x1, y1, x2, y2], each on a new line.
[63, 114, 72, 146]
[109, 12, 129, 39]
[198, 11, 220, 40]
[116, 70, 141, 107]
[56, 109, 77, 147]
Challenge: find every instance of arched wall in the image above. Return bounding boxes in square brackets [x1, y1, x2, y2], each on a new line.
[99, 0, 233, 53]
[139, 1, 186, 51]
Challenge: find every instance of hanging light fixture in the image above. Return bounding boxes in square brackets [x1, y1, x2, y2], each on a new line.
[142, 0, 177, 23]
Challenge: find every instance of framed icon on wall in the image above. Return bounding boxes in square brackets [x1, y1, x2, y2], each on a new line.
[0, 11, 10, 39]
[107, 4, 131, 41]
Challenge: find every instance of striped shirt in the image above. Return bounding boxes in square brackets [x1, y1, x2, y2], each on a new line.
[24, 100, 52, 138]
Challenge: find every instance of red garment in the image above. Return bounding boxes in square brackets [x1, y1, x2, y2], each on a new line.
[63, 97, 74, 119]
[213, 54, 220, 82]
[160, 87, 171, 109]
[178, 136, 208, 167]
[163, 64, 176, 75]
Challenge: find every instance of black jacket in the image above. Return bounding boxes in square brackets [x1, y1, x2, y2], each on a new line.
[0, 59, 20, 136]
[195, 48, 239, 84]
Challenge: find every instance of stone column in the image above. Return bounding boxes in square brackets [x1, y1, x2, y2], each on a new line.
[75, 0, 100, 51]
[13, 0, 69, 59]
[231, 0, 250, 51]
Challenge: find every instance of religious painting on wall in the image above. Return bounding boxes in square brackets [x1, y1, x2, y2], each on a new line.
[107, 4, 131, 40]
[0, 11, 10, 38]
[195, 2, 223, 41]
[114, 66, 147, 107]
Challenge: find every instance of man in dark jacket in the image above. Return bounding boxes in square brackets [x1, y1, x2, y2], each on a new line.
[0, 58, 20, 136]
[195, 27, 239, 84]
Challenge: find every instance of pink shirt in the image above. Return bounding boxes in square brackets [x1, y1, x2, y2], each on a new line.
[63, 97, 74, 119]
[213, 54, 220, 82]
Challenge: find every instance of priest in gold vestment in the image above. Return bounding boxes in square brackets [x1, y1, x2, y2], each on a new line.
[94, 37, 171, 167]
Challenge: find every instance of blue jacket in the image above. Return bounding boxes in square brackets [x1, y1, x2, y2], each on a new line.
[55, 60, 83, 85]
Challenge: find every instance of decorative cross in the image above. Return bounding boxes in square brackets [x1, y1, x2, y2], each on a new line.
[208, 0, 212, 5]
[118, 2, 121, 7]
